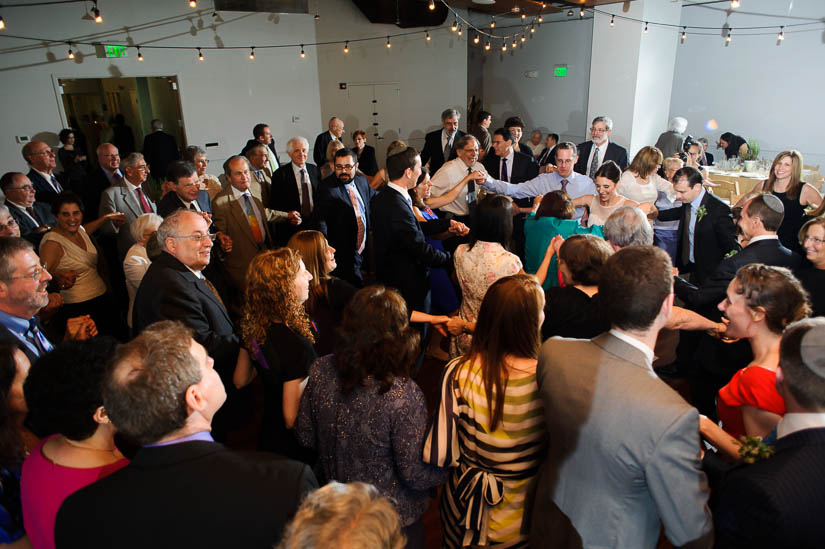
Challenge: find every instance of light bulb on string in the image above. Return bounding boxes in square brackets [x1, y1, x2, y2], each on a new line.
[730, 0, 740, 8]
[137, 47, 144, 61]
[344, 41, 349, 52]
[726, 29, 732, 43]
[521, 34, 526, 43]
[313, 13, 320, 20]
[537, 15, 543, 23]
[490, 17, 495, 29]
[579, 8, 584, 18]
[93, 6, 102, 23]
[249, 47, 255, 60]
[484, 40, 491, 51]
[189, 0, 197, 8]
[643, 21, 648, 33]
[300, 45, 306, 58]
[681, 27, 687, 42]
[610, 15, 614, 27]
[67, 44, 74, 59]
[521, 13, 526, 21]
[512, 38, 517, 49]
[777, 26, 784, 41]
[425, 31, 431, 42]
[451, 19, 457, 32]
[428, 0, 435, 10]
[567, 9, 573, 16]
[457, 25, 462, 36]
[530, 24, 535, 34]
[501, 41, 507, 52]
[386, 36, 391, 48]
[473, 34, 479, 44]
[0, 16, 5, 30]
[198, 48, 204, 61]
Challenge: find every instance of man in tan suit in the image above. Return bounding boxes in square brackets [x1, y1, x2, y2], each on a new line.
[212, 156, 272, 295]
[532, 246, 713, 548]
[244, 142, 272, 205]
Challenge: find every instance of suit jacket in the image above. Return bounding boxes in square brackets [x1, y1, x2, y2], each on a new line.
[658, 191, 740, 286]
[269, 162, 321, 246]
[157, 189, 211, 218]
[537, 146, 557, 167]
[483, 149, 539, 208]
[248, 167, 272, 206]
[371, 187, 451, 312]
[55, 440, 317, 549]
[0, 318, 50, 365]
[531, 333, 713, 548]
[6, 201, 54, 245]
[356, 145, 379, 177]
[420, 129, 466, 175]
[317, 174, 377, 285]
[675, 237, 803, 313]
[312, 131, 336, 167]
[141, 130, 179, 181]
[713, 427, 825, 548]
[98, 179, 158, 259]
[26, 169, 66, 205]
[132, 252, 238, 381]
[211, 186, 272, 291]
[573, 141, 629, 174]
[83, 167, 117, 219]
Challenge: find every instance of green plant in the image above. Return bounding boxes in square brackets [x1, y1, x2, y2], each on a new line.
[740, 138, 760, 161]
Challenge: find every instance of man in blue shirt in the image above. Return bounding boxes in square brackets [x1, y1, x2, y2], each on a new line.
[481, 142, 595, 219]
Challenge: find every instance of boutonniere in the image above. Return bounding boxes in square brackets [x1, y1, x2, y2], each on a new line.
[724, 249, 738, 259]
[696, 205, 708, 223]
[738, 435, 775, 464]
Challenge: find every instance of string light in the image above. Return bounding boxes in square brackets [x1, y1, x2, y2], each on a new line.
[67, 44, 74, 59]
[521, 13, 526, 21]
[567, 9, 573, 16]
[730, 0, 740, 8]
[726, 29, 732, 43]
[490, 17, 496, 29]
[386, 36, 391, 48]
[0, 16, 5, 30]
[681, 27, 687, 42]
[457, 25, 462, 36]
[425, 31, 431, 42]
[197, 48, 204, 61]
[530, 24, 535, 34]
[579, 8, 584, 18]
[484, 40, 491, 51]
[313, 13, 320, 20]
[344, 41, 349, 52]
[777, 26, 784, 41]
[300, 44, 306, 58]
[137, 46, 143, 61]
[473, 34, 479, 44]
[501, 41, 507, 52]
[249, 47, 255, 60]
[428, 0, 435, 10]
[610, 15, 614, 27]
[643, 21, 648, 33]
[537, 15, 543, 23]
[451, 19, 457, 32]
[520, 34, 526, 43]
[93, 4, 102, 23]
[189, 0, 197, 8]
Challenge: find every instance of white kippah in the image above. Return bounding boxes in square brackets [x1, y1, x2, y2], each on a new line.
[800, 324, 825, 379]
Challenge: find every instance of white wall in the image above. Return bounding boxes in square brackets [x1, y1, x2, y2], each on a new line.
[476, 15, 593, 144]
[0, 0, 321, 172]
[671, 0, 825, 167]
[314, 1, 467, 164]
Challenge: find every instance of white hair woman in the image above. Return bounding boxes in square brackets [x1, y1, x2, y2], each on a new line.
[123, 212, 163, 329]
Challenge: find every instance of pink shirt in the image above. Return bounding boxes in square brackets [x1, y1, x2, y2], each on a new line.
[21, 434, 128, 549]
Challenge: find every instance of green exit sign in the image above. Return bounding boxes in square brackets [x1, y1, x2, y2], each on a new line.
[105, 45, 128, 58]
[554, 66, 568, 77]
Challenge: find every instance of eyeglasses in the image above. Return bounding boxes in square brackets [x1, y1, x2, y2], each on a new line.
[6, 262, 48, 282]
[0, 218, 18, 232]
[461, 148, 479, 153]
[8, 185, 34, 192]
[804, 236, 825, 246]
[334, 164, 355, 171]
[30, 149, 55, 156]
[590, 127, 607, 134]
[171, 233, 216, 242]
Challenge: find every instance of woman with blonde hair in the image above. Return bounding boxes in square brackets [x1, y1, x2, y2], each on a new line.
[425, 274, 547, 548]
[287, 230, 356, 356]
[734, 150, 822, 252]
[320, 140, 345, 180]
[619, 146, 675, 204]
[238, 248, 315, 461]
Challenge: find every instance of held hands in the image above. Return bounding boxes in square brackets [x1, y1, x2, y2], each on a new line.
[199, 212, 213, 226]
[540, 164, 557, 174]
[551, 234, 565, 256]
[428, 315, 451, 337]
[104, 212, 127, 227]
[216, 232, 233, 253]
[710, 317, 739, 343]
[54, 270, 78, 290]
[65, 315, 98, 341]
[446, 317, 465, 336]
[448, 219, 470, 237]
[287, 211, 302, 226]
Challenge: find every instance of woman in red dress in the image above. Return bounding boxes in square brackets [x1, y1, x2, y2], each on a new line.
[700, 264, 810, 459]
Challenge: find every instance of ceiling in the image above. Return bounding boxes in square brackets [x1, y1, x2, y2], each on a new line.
[449, 0, 634, 18]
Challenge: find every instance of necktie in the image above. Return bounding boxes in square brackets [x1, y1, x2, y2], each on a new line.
[26, 206, 42, 225]
[189, 203, 198, 212]
[560, 179, 569, 193]
[346, 185, 366, 254]
[589, 148, 600, 180]
[466, 166, 477, 209]
[50, 174, 62, 192]
[682, 207, 694, 266]
[26, 319, 48, 356]
[136, 188, 152, 214]
[255, 170, 264, 183]
[243, 194, 265, 245]
[443, 136, 452, 161]
[501, 158, 509, 182]
[201, 276, 225, 308]
[300, 169, 312, 217]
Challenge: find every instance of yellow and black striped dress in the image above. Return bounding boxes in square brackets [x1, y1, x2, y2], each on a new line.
[424, 357, 546, 548]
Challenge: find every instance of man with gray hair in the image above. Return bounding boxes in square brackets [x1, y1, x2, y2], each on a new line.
[421, 108, 466, 174]
[99, 152, 153, 259]
[429, 134, 487, 225]
[270, 136, 320, 246]
[574, 115, 629, 176]
[603, 205, 654, 249]
[141, 118, 179, 186]
[655, 117, 689, 160]
[712, 317, 825, 547]
[55, 320, 316, 548]
[313, 117, 345, 167]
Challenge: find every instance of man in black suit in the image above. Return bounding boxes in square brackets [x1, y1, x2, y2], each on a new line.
[574, 116, 629, 177]
[371, 147, 459, 315]
[83, 143, 123, 219]
[141, 119, 179, 187]
[270, 137, 321, 246]
[22, 140, 66, 205]
[317, 148, 377, 287]
[698, 137, 714, 166]
[0, 173, 54, 246]
[420, 108, 466, 175]
[537, 132, 559, 169]
[55, 320, 317, 549]
[483, 127, 539, 259]
[156, 161, 214, 218]
[658, 167, 740, 286]
[312, 117, 344, 167]
[713, 317, 825, 548]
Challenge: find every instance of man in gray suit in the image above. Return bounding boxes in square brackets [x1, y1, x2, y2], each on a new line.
[532, 245, 713, 548]
[99, 152, 156, 259]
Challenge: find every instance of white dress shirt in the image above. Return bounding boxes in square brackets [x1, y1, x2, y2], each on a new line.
[777, 413, 825, 439]
[429, 158, 486, 216]
[482, 171, 595, 219]
[291, 163, 314, 211]
[585, 140, 609, 176]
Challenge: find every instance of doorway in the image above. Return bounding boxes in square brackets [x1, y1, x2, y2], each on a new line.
[57, 76, 186, 167]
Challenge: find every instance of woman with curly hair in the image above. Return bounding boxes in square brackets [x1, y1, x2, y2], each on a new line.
[295, 286, 446, 549]
[287, 231, 356, 357]
[238, 248, 315, 460]
[700, 264, 811, 460]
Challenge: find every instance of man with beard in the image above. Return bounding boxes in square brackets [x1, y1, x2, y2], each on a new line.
[574, 116, 629, 177]
[317, 148, 377, 287]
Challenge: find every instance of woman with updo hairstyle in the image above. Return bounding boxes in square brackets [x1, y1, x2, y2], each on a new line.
[541, 233, 614, 340]
[287, 230, 356, 356]
[239, 248, 316, 461]
[524, 190, 605, 290]
[351, 130, 379, 178]
[700, 263, 811, 460]
[569, 160, 653, 226]
[295, 286, 447, 549]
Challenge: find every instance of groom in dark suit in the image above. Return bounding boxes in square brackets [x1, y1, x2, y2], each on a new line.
[55, 320, 317, 548]
[574, 116, 629, 176]
[713, 317, 825, 548]
[317, 148, 377, 287]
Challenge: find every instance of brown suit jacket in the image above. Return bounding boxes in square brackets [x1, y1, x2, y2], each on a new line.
[211, 185, 272, 291]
